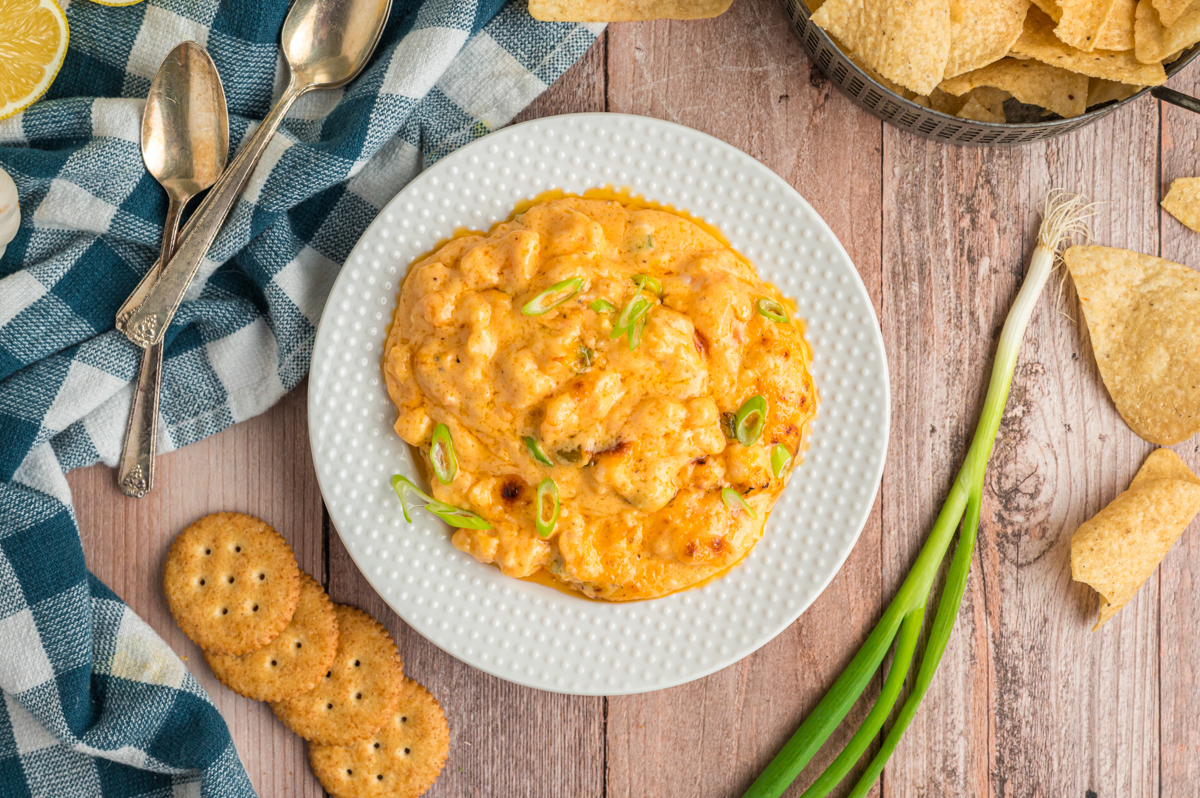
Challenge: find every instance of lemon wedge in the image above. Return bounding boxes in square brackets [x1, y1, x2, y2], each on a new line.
[0, 0, 68, 121]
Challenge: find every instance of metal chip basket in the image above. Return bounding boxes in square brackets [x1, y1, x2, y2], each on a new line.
[781, 0, 1200, 145]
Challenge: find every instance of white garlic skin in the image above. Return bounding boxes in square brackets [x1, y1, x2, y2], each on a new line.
[0, 166, 18, 262]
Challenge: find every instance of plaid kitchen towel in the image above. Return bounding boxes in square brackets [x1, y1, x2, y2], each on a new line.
[0, 0, 601, 794]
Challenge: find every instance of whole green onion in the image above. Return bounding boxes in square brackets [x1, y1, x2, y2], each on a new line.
[756, 298, 789, 324]
[734, 395, 768, 447]
[522, 277, 584, 316]
[535, 477, 560, 537]
[721, 487, 757, 520]
[770, 444, 792, 479]
[524, 436, 553, 466]
[742, 191, 1094, 798]
[429, 423, 456, 484]
[392, 474, 492, 530]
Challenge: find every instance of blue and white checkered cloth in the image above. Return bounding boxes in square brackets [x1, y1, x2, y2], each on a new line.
[0, 0, 600, 795]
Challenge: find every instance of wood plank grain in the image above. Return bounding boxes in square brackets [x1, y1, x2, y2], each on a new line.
[322, 39, 610, 798]
[880, 99, 1162, 796]
[1155, 60, 1200, 798]
[604, 3, 885, 795]
[67, 384, 326, 798]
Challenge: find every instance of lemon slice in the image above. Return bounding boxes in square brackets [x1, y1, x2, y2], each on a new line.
[85, 0, 145, 6]
[0, 0, 68, 121]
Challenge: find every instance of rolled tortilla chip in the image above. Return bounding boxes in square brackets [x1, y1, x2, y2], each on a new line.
[1071, 449, 1200, 629]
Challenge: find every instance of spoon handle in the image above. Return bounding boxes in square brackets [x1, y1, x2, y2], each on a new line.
[121, 82, 308, 349]
[116, 194, 182, 497]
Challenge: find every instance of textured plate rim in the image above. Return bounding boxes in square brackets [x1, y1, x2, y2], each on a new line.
[308, 112, 890, 695]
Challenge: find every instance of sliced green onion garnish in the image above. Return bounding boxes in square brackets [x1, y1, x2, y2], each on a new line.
[524, 436, 553, 466]
[391, 474, 492, 529]
[575, 344, 595, 371]
[426, 500, 493, 529]
[522, 277, 584, 316]
[770, 444, 793, 479]
[590, 299, 616, 312]
[628, 313, 646, 350]
[632, 273, 662, 296]
[734, 395, 768, 447]
[535, 478, 560, 537]
[611, 294, 652, 339]
[429, 423, 457, 484]
[721, 487, 757, 520]
[756, 298, 789, 324]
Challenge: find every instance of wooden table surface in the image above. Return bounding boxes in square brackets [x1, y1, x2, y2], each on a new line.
[67, 3, 1200, 796]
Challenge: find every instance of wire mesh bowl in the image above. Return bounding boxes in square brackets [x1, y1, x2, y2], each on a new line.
[781, 0, 1200, 145]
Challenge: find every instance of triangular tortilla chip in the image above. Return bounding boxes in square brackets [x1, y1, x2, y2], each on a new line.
[1086, 77, 1142, 105]
[944, 0, 1031, 79]
[1135, 0, 1200, 63]
[956, 88, 1009, 120]
[1162, 177, 1200, 232]
[1011, 7, 1167, 82]
[1096, 0, 1137, 49]
[811, 0, 951, 95]
[529, 0, 733, 20]
[1071, 449, 1200, 629]
[1065, 245, 1200, 445]
[940, 57, 1088, 116]
[1032, 0, 1064, 18]
[1152, 0, 1195, 25]
[1057, 0, 1119, 51]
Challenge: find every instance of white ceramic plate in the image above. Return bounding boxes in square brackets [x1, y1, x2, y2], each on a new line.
[308, 113, 889, 696]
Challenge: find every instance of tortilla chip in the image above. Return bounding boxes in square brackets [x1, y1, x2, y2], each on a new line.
[1065, 245, 1200, 445]
[811, 0, 952, 95]
[1135, 0, 1200, 63]
[1096, 0, 1138, 48]
[1012, 7, 1168, 82]
[1071, 449, 1200, 629]
[927, 86, 968, 113]
[1086, 77, 1142, 104]
[1152, 0, 1196, 25]
[944, 0, 1031, 79]
[1057, 0, 1119, 51]
[940, 57, 1087, 116]
[1162, 177, 1200, 232]
[1032, 0, 1064, 19]
[528, 0, 733, 20]
[957, 94, 1006, 121]
[806, 0, 826, 11]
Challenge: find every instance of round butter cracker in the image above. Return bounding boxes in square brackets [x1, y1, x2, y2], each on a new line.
[309, 679, 449, 798]
[205, 572, 339, 702]
[270, 605, 405, 745]
[163, 512, 300, 655]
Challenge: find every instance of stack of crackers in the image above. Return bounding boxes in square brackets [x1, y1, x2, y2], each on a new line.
[163, 512, 448, 798]
[807, 0, 1199, 123]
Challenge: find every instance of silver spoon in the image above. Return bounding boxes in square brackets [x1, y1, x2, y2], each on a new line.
[117, 42, 228, 498]
[118, 0, 392, 350]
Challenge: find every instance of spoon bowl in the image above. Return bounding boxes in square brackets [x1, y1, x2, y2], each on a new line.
[282, 0, 391, 88]
[141, 41, 228, 204]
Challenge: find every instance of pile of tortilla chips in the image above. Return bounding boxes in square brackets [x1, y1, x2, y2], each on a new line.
[1071, 449, 1200, 629]
[1064, 245, 1200, 446]
[808, 0, 1198, 123]
[529, 0, 733, 20]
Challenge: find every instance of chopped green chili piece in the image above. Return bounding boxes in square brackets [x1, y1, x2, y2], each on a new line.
[524, 437, 553, 466]
[590, 299, 616, 312]
[734, 395, 768, 447]
[721, 487, 757, 520]
[429, 424, 457, 484]
[720, 412, 737, 440]
[536, 478, 561, 537]
[756, 298, 789, 324]
[556, 446, 584, 463]
[771, 444, 793, 479]
[391, 474, 492, 529]
[629, 232, 655, 252]
[522, 277, 584, 316]
[632, 273, 663, 296]
[575, 344, 595, 371]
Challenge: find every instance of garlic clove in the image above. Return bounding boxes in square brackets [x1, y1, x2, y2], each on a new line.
[0, 166, 18, 262]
